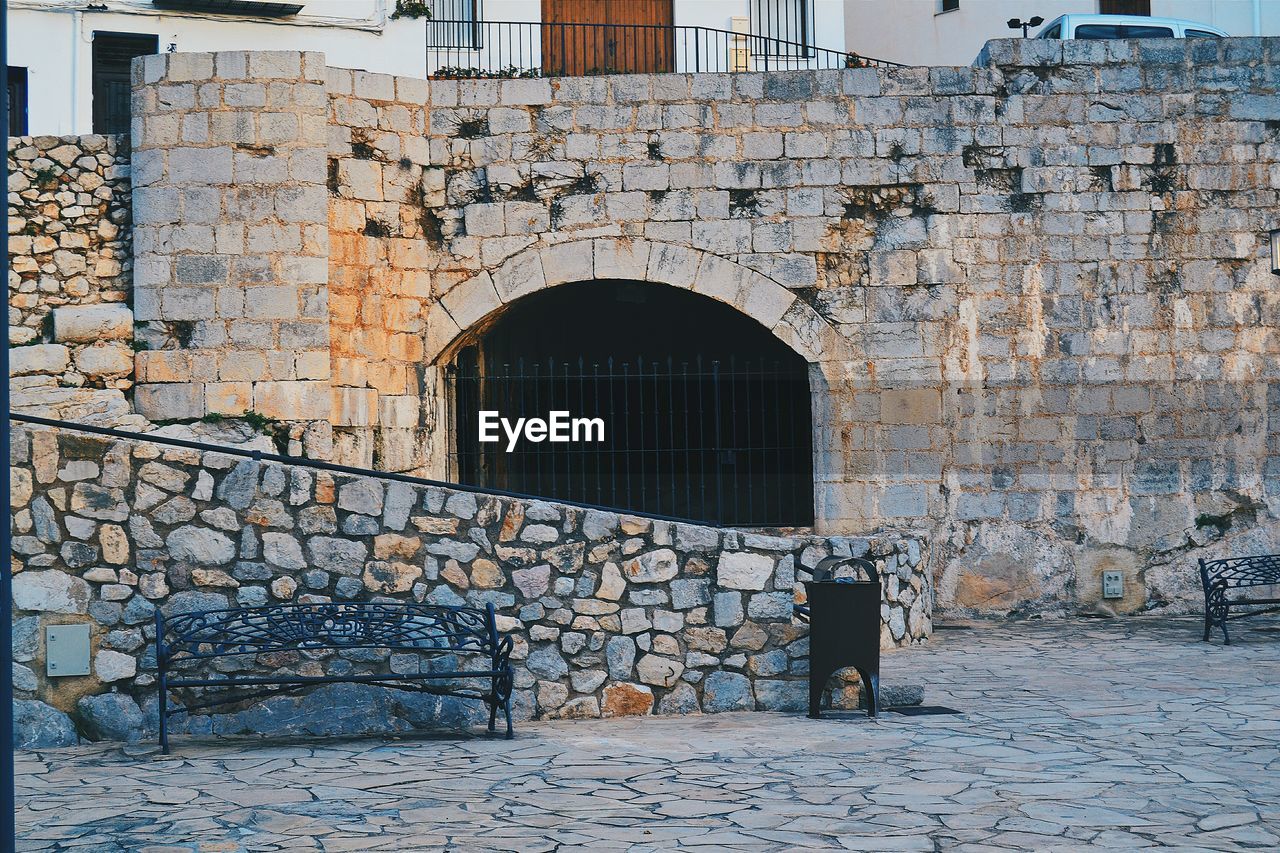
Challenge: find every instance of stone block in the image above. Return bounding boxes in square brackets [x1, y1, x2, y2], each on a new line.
[716, 552, 774, 591]
[13, 570, 90, 614]
[9, 344, 70, 377]
[135, 383, 205, 421]
[713, 591, 743, 627]
[205, 382, 252, 415]
[701, 671, 753, 713]
[601, 683, 654, 717]
[52, 304, 134, 343]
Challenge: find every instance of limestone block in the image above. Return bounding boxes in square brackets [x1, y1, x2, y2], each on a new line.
[716, 552, 774, 591]
[74, 343, 134, 378]
[10, 344, 70, 376]
[332, 387, 379, 428]
[622, 549, 679, 583]
[701, 671, 754, 712]
[492, 249, 548, 304]
[167, 525, 236, 566]
[12, 570, 90, 614]
[255, 380, 331, 421]
[440, 273, 501, 330]
[642, 242, 699, 289]
[636, 654, 684, 688]
[52, 304, 134, 343]
[594, 238, 651, 281]
[94, 649, 137, 683]
[135, 384, 205, 421]
[205, 382, 253, 415]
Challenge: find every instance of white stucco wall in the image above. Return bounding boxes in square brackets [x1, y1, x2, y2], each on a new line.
[9, 0, 428, 135]
[7, 0, 848, 136]
[844, 0, 1280, 67]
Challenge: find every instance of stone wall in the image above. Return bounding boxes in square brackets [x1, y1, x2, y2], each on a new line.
[10, 423, 928, 746]
[7, 39, 1271, 621]
[315, 39, 1280, 616]
[7, 134, 146, 429]
[128, 51, 333, 428]
[8, 134, 132, 344]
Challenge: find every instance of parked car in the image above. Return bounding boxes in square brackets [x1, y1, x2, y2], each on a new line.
[1036, 14, 1228, 39]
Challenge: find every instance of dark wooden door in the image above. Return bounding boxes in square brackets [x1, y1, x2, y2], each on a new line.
[541, 0, 673, 76]
[92, 32, 158, 134]
[1100, 0, 1151, 14]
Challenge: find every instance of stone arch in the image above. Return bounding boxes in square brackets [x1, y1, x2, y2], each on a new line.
[418, 238, 854, 530]
[423, 238, 850, 367]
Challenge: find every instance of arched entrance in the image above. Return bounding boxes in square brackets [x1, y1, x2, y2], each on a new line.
[448, 280, 815, 527]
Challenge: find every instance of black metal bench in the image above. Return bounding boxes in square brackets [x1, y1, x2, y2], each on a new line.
[1200, 554, 1280, 644]
[154, 601, 514, 752]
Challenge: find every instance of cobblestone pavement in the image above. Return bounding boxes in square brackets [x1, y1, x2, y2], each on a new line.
[16, 617, 1280, 851]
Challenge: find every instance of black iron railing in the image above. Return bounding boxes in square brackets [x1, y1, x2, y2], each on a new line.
[7, 412, 723, 528]
[424, 19, 901, 79]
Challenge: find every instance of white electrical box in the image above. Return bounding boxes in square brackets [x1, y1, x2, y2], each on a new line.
[1102, 571, 1124, 599]
[46, 624, 91, 677]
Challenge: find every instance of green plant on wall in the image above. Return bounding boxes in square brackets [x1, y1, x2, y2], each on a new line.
[390, 0, 431, 20]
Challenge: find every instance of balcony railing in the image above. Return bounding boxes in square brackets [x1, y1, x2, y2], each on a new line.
[423, 20, 901, 79]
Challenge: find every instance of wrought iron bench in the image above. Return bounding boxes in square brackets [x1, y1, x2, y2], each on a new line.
[1200, 554, 1280, 644]
[154, 601, 514, 752]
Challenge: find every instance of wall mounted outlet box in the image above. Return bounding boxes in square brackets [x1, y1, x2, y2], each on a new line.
[1102, 570, 1124, 599]
[46, 624, 91, 677]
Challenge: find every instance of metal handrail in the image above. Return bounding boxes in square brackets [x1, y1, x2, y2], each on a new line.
[424, 19, 902, 79]
[7, 411, 724, 528]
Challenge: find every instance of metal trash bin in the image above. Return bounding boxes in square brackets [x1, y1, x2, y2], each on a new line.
[794, 556, 881, 718]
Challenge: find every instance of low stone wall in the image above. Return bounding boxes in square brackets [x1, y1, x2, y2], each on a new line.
[10, 424, 929, 746]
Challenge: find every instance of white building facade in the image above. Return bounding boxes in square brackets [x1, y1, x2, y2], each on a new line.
[7, 0, 852, 136]
[844, 0, 1280, 68]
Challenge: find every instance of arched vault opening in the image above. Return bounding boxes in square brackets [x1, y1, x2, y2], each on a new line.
[447, 279, 815, 527]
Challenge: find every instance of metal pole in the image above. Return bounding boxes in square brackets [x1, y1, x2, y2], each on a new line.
[2, 0, 16, 839]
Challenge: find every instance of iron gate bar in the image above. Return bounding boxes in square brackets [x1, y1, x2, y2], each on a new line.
[449, 355, 814, 526]
[8, 412, 728, 528]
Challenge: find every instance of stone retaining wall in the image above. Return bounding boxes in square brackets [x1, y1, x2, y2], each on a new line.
[10, 424, 929, 746]
[120, 41, 1280, 619]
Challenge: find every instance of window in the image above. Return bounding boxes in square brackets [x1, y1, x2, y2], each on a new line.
[426, 0, 481, 49]
[92, 32, 158, 134]
[938, 0, 959, 13]
[1074, 24, 1173, 38]
[1041, 23, 1061, 38]
[750, 0, 813, 57]
[7, 67, 28, 136]
[1185, 29, 1222, 38]
[1100, 0, 1151, 14]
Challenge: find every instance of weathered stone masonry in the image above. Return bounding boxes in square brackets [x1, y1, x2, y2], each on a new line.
[8, 134, 143, 430]
[120, 39, 1280, 618]
[11, 424, 927, 744]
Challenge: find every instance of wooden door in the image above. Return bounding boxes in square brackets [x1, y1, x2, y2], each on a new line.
[541, 0, 673, 76]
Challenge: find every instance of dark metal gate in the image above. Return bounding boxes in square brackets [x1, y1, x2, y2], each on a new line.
[449, 353, 814, 527]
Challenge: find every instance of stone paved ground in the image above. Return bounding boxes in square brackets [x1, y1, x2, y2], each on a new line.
[16, 616, 1280, 851]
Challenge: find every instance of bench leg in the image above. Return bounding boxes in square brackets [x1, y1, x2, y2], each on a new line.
[1203, 606, 1212, 642]
[487, 694, 498, 734]
[504, 696, 513, 739]
[158, 676, 170, 754]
